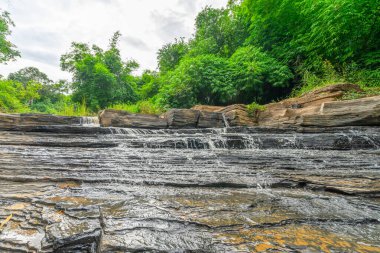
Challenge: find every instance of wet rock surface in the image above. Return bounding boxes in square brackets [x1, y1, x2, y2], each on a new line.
[0, 126, 379, 252]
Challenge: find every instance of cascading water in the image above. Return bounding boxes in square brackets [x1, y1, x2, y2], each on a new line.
[0, 125, 379, 252]
[222, 113, 230, 128]
[79, 116, 100, 127]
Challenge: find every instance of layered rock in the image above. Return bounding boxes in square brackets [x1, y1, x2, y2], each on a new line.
[216, 104, 256, 127]
[1, 83, 378, 130]
[257, 84, 380, 127]
[302, 96, 380, 127]
[0, 127, 379, 252]
[99, 109, 227, 129]
[165, 109, 200, 128]
[99, 109, 167, 129]
[197, 111, 225, 128]
[0, 113, 81, 130]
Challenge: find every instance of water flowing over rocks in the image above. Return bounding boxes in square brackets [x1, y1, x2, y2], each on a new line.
[0, 83, 380, 252]
[0, 125, 380, 252]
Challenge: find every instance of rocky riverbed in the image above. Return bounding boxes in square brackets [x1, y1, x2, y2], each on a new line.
[0, 126, 379, 252]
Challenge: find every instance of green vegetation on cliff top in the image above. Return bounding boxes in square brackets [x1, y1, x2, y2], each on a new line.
[1, 0, 379, 115]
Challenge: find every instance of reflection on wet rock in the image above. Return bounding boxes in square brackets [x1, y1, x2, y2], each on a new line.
[0, 127, 379, 252]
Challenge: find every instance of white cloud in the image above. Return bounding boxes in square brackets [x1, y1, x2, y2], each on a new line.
[0, 0, 228, 81]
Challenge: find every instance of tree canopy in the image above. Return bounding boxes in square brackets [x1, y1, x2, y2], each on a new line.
[1, 0, 379, 115]
[60, 32, 139, 110]
[0, 11, 19, 63]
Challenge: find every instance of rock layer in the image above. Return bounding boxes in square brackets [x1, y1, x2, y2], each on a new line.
[0, 127, 379, 252]
[99, 109, 167, 129]
[1, 84, 378, 130]
[0, 113, 81, 130]
[257, 84, 380, 127]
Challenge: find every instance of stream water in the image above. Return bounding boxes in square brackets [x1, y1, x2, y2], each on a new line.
[0, 125, 379, 252]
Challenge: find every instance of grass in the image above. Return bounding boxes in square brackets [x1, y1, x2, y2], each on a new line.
[247, 102, 266, 117]
[108, 100, 164, 115]
[291, 61, 380, 98]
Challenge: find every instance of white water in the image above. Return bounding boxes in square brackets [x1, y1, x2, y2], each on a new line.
[80, 117, 100, 127]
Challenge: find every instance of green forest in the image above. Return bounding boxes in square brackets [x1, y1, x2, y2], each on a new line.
[1, 0, 379, 116]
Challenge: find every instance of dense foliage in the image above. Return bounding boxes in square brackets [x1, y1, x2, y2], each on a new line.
[60, 32, 139, 111]
[0, 11, 19, 63]
[1, 0, 379, 115]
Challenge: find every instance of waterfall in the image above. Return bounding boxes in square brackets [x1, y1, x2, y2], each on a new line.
[0, 125, 379, 252]
[80, 116, 100, 127]
[222, 113, 230, 128]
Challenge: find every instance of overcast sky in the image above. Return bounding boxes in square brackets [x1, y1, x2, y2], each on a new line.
[0, 0, 228, 81]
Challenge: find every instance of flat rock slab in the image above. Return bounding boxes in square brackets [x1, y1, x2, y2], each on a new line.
[99, 109, 168, 129]
[302, 95, 380, 127]
[0, 127, 379, 252]
[0, 113, 81, 130]
[165, 109, 200, 128]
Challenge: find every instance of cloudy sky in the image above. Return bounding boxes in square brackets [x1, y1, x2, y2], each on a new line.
[0, 0, 227, 80]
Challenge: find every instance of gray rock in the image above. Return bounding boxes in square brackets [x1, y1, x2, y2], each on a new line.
[165, 109, 200, 128]
[197, 111, 225, 128]
[99, 109, 168, 129]
[301, 96, 380, 127]
[0, 113, 81, 130]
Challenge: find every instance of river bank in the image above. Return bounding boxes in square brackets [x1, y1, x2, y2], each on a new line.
[0, 83, 379, 252]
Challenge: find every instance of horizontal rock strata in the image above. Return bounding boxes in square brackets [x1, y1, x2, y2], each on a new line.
[0, 113, 81, 130]
[0, 127, 379, 252]
[99, 109, 167, 129]
[0, 84, 379, 130]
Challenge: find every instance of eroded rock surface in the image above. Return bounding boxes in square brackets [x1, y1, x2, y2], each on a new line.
[257, 83, 380, 127]
[0, 113, 82, 131]
[99, 109, 167, 129]
[0, 126, 379, 252]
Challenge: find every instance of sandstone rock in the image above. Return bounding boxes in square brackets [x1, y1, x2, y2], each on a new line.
[197, 111, 225, 128]
[165, 109, 200, 128]
[217, 104, 256, 127]
[99, 109, 167, 129]
[0, 113, 81, 130]
[257, 83, 366, 127]
[301, 96, 380, 127]
[191, 105, 224, 112]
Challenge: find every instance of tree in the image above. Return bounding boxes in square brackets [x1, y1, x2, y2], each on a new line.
[60, 32, 139, 110]
[8, 67, 52, 86]
[157, 38, 188, 73]
[138, 70, 160, 100]
[0, 11, 20, 63]
[189, 5, 249, 58]
[158, 55, 237, 108]
[231, 46, 293, 103]
[7, 67, 68, 105]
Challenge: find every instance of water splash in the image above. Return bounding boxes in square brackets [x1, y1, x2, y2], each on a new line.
[222, 113, 230, 128]
[80, 117, 100, 127]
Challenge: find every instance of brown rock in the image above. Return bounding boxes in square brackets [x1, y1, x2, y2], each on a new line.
[191, 105, 224, 112]
[257, 83, 364, 127]
[0, 113, 81, 130]
[217, 104, 256, 127]
[198, 111, 225, 128]
[301, 96, 380, 127]
[99, 109, 167, 129]
[165, 109, 200, 128]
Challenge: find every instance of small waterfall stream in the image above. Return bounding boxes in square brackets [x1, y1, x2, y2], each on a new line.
[0, 126, 379, 252]
[222, 113, 230, 128]
[79, 116, 100, 127]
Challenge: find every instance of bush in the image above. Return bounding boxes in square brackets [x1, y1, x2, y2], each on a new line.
[231, 46, 293, 103]
[246, 102, 266, 117]
[109, 100, 164, 115]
